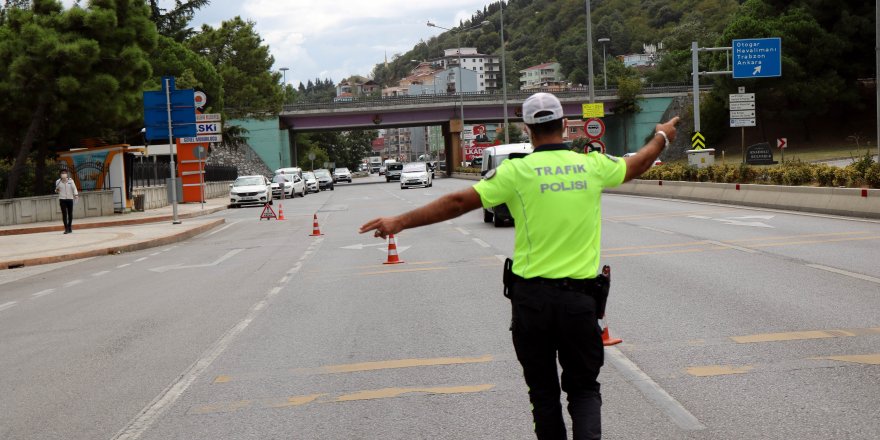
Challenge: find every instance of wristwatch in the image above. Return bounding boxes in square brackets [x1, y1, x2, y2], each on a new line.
[655, 130, 670, 149]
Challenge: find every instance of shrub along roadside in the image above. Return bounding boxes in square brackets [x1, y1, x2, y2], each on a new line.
[640, 154, 880, 189]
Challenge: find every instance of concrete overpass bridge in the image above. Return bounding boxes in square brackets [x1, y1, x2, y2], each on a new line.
[279, 83, 702, 172]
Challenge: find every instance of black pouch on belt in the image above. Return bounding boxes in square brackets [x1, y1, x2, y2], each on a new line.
[593, 265, 611, 317]
[502, 258, 514, 299]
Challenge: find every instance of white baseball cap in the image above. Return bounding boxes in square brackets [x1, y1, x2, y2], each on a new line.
[522, 92, 564, 124]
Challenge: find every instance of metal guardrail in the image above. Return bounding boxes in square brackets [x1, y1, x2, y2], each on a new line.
[282, 83, 707, 112]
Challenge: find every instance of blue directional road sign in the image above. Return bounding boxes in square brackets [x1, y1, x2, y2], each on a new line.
[732, 38, 782, 79]
[143, 76, 197, 141]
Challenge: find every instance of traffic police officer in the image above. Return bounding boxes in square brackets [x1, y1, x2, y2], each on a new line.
[360, 92, 679, 439]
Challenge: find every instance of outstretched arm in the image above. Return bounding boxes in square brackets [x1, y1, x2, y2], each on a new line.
[359, 187, 483, 238]
[623, 116, 680, 182]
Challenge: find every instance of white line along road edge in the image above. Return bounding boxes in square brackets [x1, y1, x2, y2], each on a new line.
[111, 237, 325, 440]
[605, 347, 706, 431]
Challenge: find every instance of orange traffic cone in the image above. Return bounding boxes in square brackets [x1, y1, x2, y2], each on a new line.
[383, 234, 404, 265]
[599, 315, 622, 346]
[309, 214, 323, 236]
[277, 202, 285, 220]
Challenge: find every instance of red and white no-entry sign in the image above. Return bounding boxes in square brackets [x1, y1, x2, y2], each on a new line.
[777, 138, 787, 149]
[585, 118, 605, 139]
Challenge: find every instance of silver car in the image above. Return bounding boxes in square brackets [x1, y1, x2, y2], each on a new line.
[400, 162, 432, 189]
[303, 171, 319, 193]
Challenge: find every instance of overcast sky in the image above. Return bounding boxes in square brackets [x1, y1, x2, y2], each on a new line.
[188, 0, 495, 88]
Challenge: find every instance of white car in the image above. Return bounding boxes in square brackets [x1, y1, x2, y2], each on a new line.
[230, 175, 272, 207]
[271, 173, 306, 198]
[400, 162, 433, 189]
[302, 171, 319, 193]
[333, 167, 352, 183]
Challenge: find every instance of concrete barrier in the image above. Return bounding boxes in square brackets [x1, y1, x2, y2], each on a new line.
[606, 180, 880, 219]
[131, 181, 233, 211]
[0, 191, 115, 226]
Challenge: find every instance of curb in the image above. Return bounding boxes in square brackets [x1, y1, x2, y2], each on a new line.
[0, 205, 227, 236]
[0, 218, 225, 270]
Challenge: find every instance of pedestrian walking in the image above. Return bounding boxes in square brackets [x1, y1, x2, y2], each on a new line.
[360, 92, 679, 439]
[55, 169, 79, 234]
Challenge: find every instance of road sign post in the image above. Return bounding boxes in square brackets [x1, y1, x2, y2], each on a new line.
[730, 91, 757, 163]
[778, 137, 787, 162]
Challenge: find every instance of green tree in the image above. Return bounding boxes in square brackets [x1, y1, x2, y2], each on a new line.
[188, 17, 282, 119]
[148, 35, 223, 113]
[0, 0, 157, 198]
[148, 0, 209, 42]
[616, 76, 643, 152]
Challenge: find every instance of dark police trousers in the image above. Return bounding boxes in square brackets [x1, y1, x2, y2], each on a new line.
[510, 280, 604, 440]
[59, 199, 74, 232]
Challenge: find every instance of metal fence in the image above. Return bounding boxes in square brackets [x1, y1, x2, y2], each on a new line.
[132, 162, 237, 187]
[282, 82, 709, 112]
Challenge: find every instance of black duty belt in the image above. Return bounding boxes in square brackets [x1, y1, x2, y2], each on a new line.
[511, 272, 596, 292]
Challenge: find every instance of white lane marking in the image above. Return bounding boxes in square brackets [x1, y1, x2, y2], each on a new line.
[111, 237, 324, 440]
[688, 215, 711, 220]
[705, 240, 758, 254]
[64, 279, 83, 288]
[134, 257, 148, 263]
[149, 252, 161, 256]
[92, 271, 110, 277]
[32, 289, 56, 298]
[495, 254, 507, 263]
[605, 347, 706, 431]
[0, 301, 19, 312]
[162, 247, 175, 252]
[149, 249, 244, 273]
[638, 226, 675, 235]
[117, 264, 131, 269]
[806, 264, 880, 285]
[472, 238, 491, 248]
[206, 220, 241, 236]
[455, 227, 471, 236]
[279, 276, 289, 284]
[445, 221, 453, 225]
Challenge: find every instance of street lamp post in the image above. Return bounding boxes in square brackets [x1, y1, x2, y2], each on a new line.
[427, 20, 490, 139]
[598, 38, 610, 90]
[279, 67, 289, 85]
[498, 3, 509, 143]
[585, 0, 595, 103]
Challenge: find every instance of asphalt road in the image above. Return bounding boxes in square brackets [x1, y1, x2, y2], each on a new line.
[1, 175, 879, 439]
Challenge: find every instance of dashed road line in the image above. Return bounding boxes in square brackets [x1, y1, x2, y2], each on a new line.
[455, 227, 470, 236]
[63, 279, 83, 288]
[32, 289, 56, 298]
[134, 257, 148, 263]
[92, 271, 110, 277]
[149, 252, 161, 256]
[806, 264, 880, 285]
[0, 301, 18, 312]
[117, 263, 131, 269]
[705, 240, 758, 254]
[605, 347, 706, 431]
[111, 237, 324, 440]
[472, 238, 491, 248]
[638, 225, 676, 235]
[206, 220, 241, 236]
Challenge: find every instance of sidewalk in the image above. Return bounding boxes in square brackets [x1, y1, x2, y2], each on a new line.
[0, 199, 228, 270]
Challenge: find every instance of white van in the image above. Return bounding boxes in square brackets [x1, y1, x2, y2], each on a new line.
[480, 143, 533, 226]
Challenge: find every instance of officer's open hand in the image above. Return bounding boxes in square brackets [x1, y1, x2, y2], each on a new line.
[655, 116, 680, 143]
[360, 216, 404, 239]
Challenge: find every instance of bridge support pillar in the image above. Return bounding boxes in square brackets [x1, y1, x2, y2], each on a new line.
[443, 118, 463, 177]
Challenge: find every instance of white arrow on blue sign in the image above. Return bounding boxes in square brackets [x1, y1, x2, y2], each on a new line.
[733, 38, 782, 79]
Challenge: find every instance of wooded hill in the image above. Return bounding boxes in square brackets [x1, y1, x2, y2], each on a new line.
[372, 0, 876, 146]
